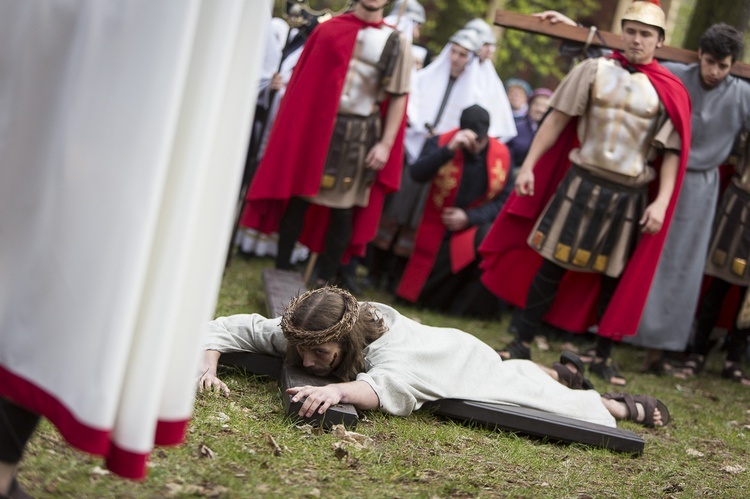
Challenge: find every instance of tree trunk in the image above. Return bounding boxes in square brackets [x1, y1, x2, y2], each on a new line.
[683, 0, 750, 50]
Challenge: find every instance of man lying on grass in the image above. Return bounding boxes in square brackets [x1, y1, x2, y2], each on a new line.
[199, 286, 669, 428]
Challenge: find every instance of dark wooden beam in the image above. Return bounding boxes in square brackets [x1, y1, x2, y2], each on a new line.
[218, 351, 360, 429]
[424, 399, 645, 455]
[262, 268, 308, 318]
[494, 9, 750, 80]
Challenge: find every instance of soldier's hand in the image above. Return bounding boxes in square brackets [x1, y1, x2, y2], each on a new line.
[640, 201, 667, 234]
[365, 142, 391, 170]
[515, 166, 535, 196]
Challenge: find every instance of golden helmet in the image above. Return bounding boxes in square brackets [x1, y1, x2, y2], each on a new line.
[621, 0, 666, 32]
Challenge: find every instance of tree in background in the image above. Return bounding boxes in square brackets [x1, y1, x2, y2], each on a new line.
[680, 0, 749, 57]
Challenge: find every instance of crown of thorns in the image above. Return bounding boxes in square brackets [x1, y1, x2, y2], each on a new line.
[280, 286, 360, 345]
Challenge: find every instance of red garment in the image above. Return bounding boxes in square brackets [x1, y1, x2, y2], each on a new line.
[398, 130, 510, 302]
[240, 13, 406, 261]
[479, 52, 692, 340]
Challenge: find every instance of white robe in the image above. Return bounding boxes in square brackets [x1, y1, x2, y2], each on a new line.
[0, 0, 268, 479]
[204, 303, 615, 427]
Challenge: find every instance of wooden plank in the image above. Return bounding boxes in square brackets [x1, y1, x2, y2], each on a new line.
[218, 351, 283, 379]
[280, 364, 359, 429]
[423, 399, 645, 455]
[216, 352, 359, 429]
[493, 10, 750, 80]
[262, 268, 307, 317]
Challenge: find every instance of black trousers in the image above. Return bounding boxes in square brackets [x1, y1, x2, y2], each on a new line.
[276, 197, 353, 280]
[692, 278, 749, 363]
[0, 397, 39, 464]
[516, 259, 618, 358]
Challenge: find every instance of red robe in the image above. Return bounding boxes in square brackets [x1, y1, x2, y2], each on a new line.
[479, 52, 692, 340]
[398, 130, 510, 302]
[240, 12, 407, 261]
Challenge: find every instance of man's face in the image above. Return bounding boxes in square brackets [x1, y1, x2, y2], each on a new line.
[528, 95, 550, 123]
[478, 43, 495, 63]
[297, 341, 343, 377]
[698, 49, 733, 89]
[449, 43, 471, 78]
[357, 0, 389, 13]
[621, 20, 663, 65]
[507, 86, 528, 111]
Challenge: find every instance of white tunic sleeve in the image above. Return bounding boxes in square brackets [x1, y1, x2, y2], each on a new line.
[203, 314, 287, 357]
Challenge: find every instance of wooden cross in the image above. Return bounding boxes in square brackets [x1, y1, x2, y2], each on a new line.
[494, 10, 750, 80]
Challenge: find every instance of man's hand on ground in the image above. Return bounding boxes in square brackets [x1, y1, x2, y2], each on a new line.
[286, 385, 343, 418]
[199, 369, 230, 397]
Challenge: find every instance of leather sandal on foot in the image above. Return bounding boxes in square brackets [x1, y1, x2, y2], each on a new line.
[679, 353, 706, 378]
[721, 362, 750, 385]
[602, 392, 671, 427]
[497, 339, 531, 360]
[552, 352, 595, 390]
[590, 358, 627, 385]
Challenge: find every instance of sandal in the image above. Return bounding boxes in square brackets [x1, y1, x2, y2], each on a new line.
[497, 339, 531, 360]
[577, 347, 597, 364]
[590, 358, 627, 385]
[679, 353, 706, 378]
[721, 362, 750, 386]
[602, 392, 671, 427]
[552, 351, 595, 390]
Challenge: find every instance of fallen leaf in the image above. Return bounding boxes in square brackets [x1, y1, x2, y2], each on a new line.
[199, 444, 216, 459]
[721, 465, 745, 474]
[686, 448, 704, 457]
[91, 466, 110, 476]
[331, 424, 373, 448]
[165, 483, 183, 496]
[306, 488, 321, 497]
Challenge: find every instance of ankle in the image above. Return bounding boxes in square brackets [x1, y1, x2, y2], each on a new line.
[0, 462, 18, 497]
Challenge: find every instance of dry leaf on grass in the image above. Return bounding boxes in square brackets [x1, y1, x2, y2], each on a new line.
[199, 443, 216, 459]
[721, 464, 745, 474]
[91, 466, 110, 476]
[686, 448, 704, 457]
[331, 424, 373, 448]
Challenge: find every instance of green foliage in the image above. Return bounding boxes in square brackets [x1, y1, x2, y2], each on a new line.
[494, 0, 598, 85]
[418, 0, 488, 57]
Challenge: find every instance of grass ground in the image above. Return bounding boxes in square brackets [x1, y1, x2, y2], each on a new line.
[17, 256, 750, 497]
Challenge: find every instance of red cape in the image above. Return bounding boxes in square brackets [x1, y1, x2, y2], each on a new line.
[240, 13, 407, 261]
[397, 130, 510, 302]
[479, 53, 692, 340]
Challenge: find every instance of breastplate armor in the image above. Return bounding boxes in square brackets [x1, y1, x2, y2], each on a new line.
[338, 26, 394, 116]
[577, 58, 660, 177]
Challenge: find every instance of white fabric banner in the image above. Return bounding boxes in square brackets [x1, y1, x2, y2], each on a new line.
[0, 0, 269, 479]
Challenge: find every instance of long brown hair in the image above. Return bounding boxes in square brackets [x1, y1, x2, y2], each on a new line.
[282, 287, 387, 381]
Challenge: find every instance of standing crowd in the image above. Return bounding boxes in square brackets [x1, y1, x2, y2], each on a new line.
[234, 0, 750, 389]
